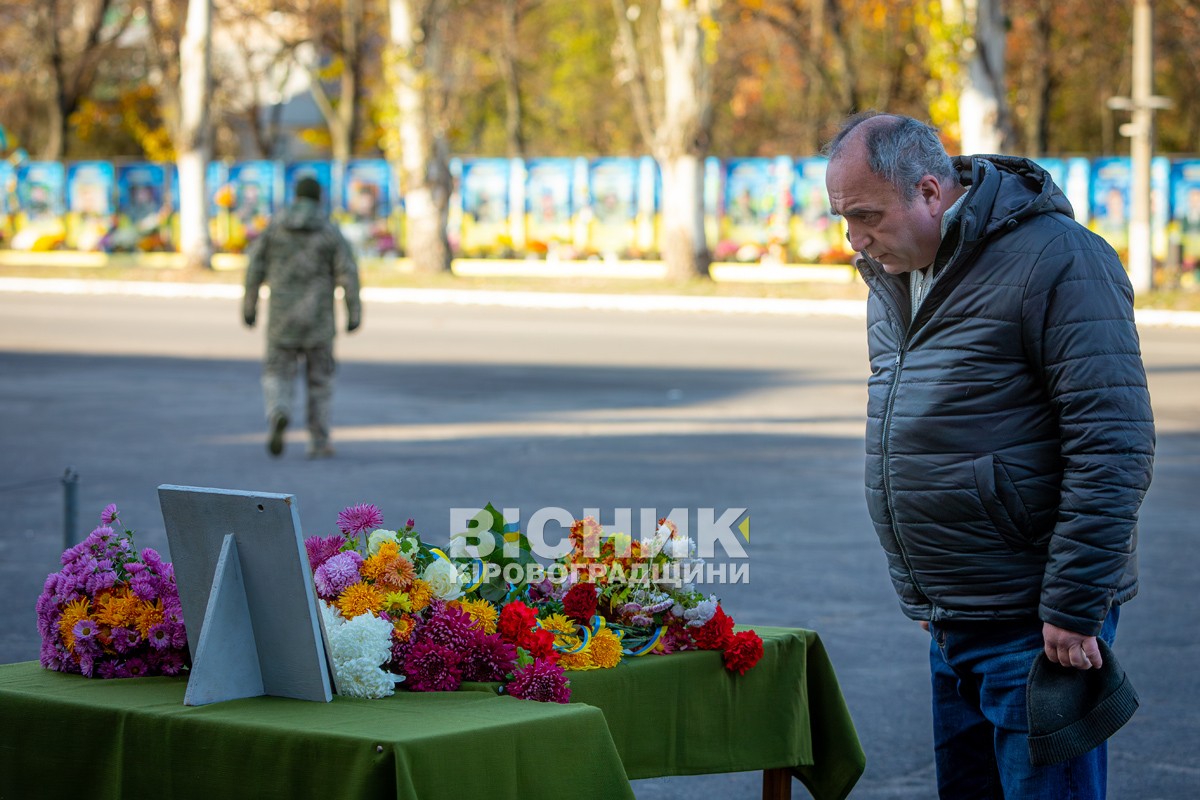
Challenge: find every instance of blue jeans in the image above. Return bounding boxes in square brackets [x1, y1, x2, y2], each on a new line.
[929, 607, 1119, 799]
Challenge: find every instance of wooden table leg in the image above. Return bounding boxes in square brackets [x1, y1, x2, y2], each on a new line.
[762, 767, 792, 800]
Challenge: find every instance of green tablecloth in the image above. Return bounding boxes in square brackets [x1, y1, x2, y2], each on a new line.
[0, 627, 863, 800]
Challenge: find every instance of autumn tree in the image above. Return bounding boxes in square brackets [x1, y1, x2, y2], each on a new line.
[25, 0, 137, 160]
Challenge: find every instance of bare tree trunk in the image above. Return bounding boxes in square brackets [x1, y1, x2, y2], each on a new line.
[388, 0, 451, 273]
[177, 0, 213, 270]
[613, 0, 716, 280]
[944, 0, 1011, 153]
[653, 0, 714, 280]
[496, 0, 526, 158]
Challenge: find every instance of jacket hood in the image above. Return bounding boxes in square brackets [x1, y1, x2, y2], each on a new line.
[279, 197, 327, 231]
[952, 155, 1074, 244]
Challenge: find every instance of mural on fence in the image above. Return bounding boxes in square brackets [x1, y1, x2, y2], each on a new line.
[2, 156, 1196, 280]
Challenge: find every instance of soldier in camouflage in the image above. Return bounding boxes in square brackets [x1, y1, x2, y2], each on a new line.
[243, 176, 361, 459]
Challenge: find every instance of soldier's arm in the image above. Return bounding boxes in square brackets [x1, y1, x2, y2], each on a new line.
[243, 229, 269, 327]
[334, 231, 362, 331]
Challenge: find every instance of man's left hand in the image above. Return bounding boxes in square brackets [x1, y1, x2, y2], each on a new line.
[1043, 622, 1102, 670]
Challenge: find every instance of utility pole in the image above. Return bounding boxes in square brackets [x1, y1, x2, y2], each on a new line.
[1108, 0, 1171, 294]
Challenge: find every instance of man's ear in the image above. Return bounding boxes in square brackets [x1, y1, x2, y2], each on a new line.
[916, 175, 942, 215]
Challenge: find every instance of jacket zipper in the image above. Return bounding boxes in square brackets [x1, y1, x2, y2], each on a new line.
[880, 340, 928, 604]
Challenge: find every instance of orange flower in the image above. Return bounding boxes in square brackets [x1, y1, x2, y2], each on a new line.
[57, 596, 92, 650]
[393, 614, 416, 642]
[407, 579, 433, 612]
[135, 599, 165, 639]
[336, 582, 386, 618]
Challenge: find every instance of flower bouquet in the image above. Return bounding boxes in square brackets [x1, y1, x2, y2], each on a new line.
[36, 504, 190, 679]
[305, 503, 568, 701]
[307, 503, 762, 702]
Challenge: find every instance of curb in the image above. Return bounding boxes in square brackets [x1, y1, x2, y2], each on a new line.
[1, 276, 1198, 326]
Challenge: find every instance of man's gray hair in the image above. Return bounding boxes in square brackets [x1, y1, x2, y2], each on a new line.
[823, 112, 959, 200]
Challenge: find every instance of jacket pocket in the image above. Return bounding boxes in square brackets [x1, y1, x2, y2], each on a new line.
[972, 454, 1034, 551]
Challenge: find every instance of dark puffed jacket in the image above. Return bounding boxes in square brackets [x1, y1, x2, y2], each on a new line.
[856, 155, 1155, 636]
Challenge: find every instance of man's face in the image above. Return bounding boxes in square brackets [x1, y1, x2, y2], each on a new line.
[826, 141, 944, 275]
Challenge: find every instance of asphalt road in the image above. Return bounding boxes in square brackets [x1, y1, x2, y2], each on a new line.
[1, 286, 1196, 799]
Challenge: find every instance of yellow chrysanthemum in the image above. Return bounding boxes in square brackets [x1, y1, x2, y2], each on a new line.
[407, 579, 433, 612]
[537, 613, 576, 635]
[588, 628, 623, 668]
[559, 649, 598, 671]
[336, 582, 386, 618]
[383, 591, 412, 614]
[135, 599, 164, 639]
[57, 596, 92, 650]
[457, 598, 498, 634]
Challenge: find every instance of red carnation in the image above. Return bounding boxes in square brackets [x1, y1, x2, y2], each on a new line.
[518, 626, 559, 662]
[692, 606, 734, 650]
[562, 582, 598, 624]
[722, 630, 763, 676]
[497, 601, 538, 642]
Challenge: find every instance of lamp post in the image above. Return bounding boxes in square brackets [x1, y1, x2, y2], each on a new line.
[1107, 0, 1171, 295]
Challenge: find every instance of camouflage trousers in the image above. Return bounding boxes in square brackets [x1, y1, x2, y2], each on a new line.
[262, 341, 335, 448]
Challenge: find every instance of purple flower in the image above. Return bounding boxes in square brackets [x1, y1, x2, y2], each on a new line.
[403, 640, 463, 692]
[337, 504, 384, 537]
[506, 657, 571, 703]
[418, 605, 476, 653]
[153, 649, 186, 676]
[101, 504, 119, 525]
[304, 535, 346, 572]
[141, 548, 166, 573]
[73, 618, 99, 643]
[459, 631, 517, 682]
[129, 570, 161, 601]
[97, 661, 123, 679]
[85, 568, 119, 596]
[147, 623, 173, 650]
[110, 627, 140, 653]
[125, 658, 149, 678]
[313, 551, 363, 600]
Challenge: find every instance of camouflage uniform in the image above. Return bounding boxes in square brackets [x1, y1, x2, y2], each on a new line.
[243, 196, 361, 456]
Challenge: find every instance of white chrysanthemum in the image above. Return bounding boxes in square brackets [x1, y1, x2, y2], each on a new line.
[336, 656, 397, 699]
[664, 535, 694, 560]
[397, 537, 420, 558]
[683, 595, 719, 627]
[332, 611, 394, 664]
[322, 606, 397, 699]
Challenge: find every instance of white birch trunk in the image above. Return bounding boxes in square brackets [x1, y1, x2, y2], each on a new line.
[653, 0, 715, 280]
[944, 0, 1009, 154]
[388, 0, 451, 273]
[177, 0, 212, 270]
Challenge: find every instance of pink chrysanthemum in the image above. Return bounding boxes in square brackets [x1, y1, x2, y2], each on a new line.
[459, 630, 517, 682]
[304, 535, 346, 572]
[313, 551, 363, 600]
[403, 640, 463, 692]
[337, 504, 384, 537]
[506, 657, 570, 703]
[100, 504, 119, 526]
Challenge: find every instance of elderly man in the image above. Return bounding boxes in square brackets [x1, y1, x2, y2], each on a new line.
[243, 176, 361, 459]
[824, 112, 1154, 798]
